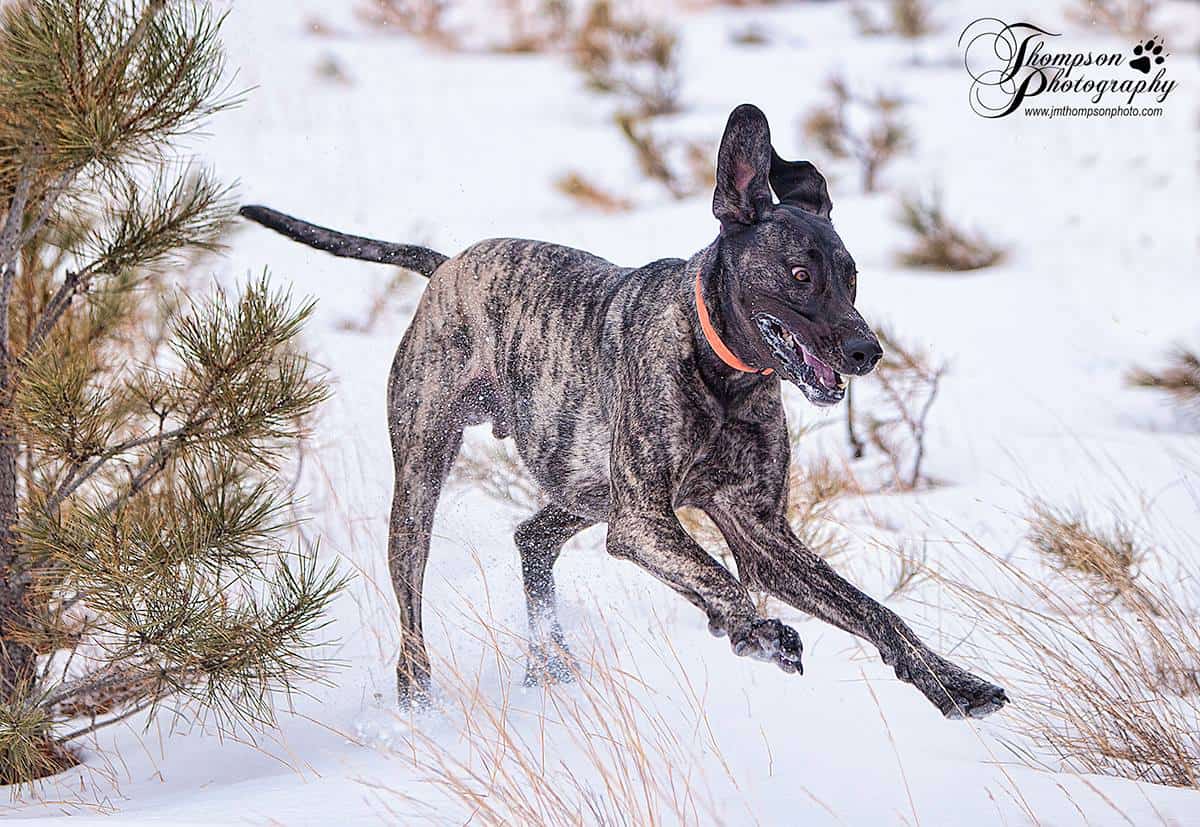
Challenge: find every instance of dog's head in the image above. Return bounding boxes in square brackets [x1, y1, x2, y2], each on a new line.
[708, 104, 881, 407]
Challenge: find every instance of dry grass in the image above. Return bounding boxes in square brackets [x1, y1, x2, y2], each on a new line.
[940, 520, 1200, 789]
[1026, 501, 1154, 610]
[847, 325, 946, 491]
[882, 539, 928, 601]
[371, 617, 750, 824]
[1127, 345, 1200, 420]
[450, 436, 543, 512]
[1066, 0, 1160, 36]
[896, 189, 1007, 271]
[553, 171, 634, 213]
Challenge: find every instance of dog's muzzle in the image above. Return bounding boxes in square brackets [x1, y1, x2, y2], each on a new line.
[755, 315, 846, 407]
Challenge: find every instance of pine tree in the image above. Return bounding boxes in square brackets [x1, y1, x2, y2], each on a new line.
[0, 0, 343, 784]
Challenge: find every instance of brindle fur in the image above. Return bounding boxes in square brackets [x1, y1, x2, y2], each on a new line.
[241, 105, 1008, 719]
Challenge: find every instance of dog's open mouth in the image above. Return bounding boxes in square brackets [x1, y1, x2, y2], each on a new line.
[755, 314, 845, 406]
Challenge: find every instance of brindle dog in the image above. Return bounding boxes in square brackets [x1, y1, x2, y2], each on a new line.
[241, 104, 1008, 719]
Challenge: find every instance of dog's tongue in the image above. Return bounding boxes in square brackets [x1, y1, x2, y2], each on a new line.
[803, 348, 837, 387]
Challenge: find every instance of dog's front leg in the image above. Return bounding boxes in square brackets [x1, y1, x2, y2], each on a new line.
[708, 505, 1007, 718]
[606, 509, 803, 674]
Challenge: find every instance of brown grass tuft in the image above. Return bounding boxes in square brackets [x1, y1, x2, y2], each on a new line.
[1026, 502, 1146, 604]
[1127, 345, 1200, 420]
[896, 189, 1007, 271]
[553, 171, 634, 213]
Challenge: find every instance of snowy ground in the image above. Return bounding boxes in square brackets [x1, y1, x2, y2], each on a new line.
[4, 0, 1199, 823]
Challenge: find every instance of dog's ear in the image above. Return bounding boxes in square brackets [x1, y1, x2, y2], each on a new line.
[712, 104, 774, 232]
[769, 150, 832, 219]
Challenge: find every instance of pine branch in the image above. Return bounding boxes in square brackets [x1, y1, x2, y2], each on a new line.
[45, 423, 196, 513]
[24, 170, 232, 358]
[58, 693, 157, 742]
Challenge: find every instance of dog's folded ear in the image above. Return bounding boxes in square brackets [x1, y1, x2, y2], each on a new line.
[769, 151, 833, 219]
[712, 104, 774, 233]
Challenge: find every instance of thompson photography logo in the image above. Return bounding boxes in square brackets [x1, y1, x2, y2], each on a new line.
[957, 18, 1178, 119]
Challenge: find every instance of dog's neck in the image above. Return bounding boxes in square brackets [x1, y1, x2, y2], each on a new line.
[685, 247, 775, 395]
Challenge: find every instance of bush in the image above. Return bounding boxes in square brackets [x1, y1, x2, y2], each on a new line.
[802, 75, 911, 193]
[572, 0, 680, 117]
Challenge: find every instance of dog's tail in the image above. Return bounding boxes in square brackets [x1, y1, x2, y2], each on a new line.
[238, 205, 447, 277]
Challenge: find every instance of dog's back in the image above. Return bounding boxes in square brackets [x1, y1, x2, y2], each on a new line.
[421, 238, 685, 516]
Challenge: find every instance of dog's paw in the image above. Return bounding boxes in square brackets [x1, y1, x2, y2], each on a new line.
[729, 618, 804, 674]
[523, 644, 577, 687]
[902, 657, 1009, 719]
[939, 673, 1009, 719]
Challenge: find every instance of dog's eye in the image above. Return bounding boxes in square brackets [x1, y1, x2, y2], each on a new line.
[791, 266, 810, 283]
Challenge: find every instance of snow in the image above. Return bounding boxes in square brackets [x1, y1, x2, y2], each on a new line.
[5, 0, 1199, 823]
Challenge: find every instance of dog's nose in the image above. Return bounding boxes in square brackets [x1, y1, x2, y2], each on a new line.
[843, 336, 882, 374]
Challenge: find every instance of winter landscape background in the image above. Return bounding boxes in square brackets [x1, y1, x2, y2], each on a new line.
[4, 0, 1199, 823]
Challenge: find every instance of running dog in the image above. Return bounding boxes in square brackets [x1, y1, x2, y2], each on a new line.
[240, 104, 1008, 718]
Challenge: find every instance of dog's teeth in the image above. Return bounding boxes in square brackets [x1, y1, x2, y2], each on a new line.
[836, 376, 847, 389]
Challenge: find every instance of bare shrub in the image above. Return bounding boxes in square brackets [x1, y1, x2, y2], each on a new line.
[336, 268, 421, 333]
[802, 76, 911, 193]
[851, 0, 937, 38]
[491, 0, 571, 54]
[847, 326, 946, 491]
[1066, 0, 1159, 36]
[355, 0, 460, 48]
[553, 171, 633, 213]
[616, 112, 714, 200]
[896, 189, 1007, 271]
[572, 0, 681, 117]
[941, 528, 1200, 788]
[1128, 345, 1200, 419]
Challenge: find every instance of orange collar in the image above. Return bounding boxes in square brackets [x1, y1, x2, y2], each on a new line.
[693, 270, 773, 376]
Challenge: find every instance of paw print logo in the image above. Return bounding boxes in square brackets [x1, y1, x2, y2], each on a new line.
[1130, 36, 1166, 74]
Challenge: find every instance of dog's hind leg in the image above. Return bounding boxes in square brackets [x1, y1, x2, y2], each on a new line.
[514, 505, 595, 686]
[385, 332, 481, 705]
